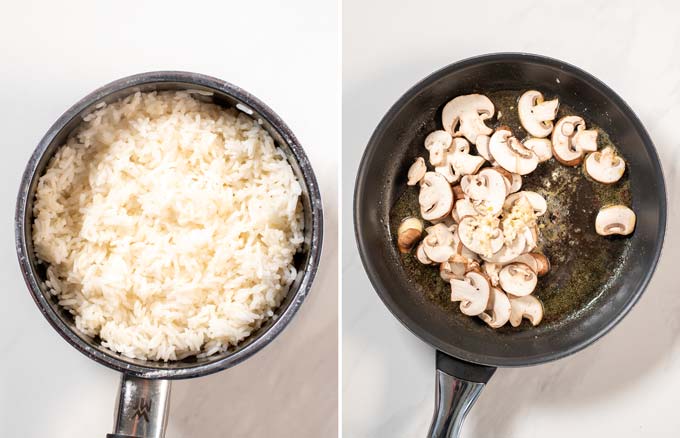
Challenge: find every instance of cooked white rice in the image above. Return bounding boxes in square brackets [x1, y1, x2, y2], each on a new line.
[32, 91, 304, 361]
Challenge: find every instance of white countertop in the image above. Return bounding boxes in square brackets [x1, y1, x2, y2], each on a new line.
[343, 1, 680, 436]
[0, 1, 338, 437]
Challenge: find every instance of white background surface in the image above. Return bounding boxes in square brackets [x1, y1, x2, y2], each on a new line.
[343, 1, 680, 437]
[0, 1, 338, 437]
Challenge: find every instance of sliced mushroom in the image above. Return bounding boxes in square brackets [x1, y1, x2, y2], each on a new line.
[499, 263, 537, 296]
[397, 217, 423, 253]
[509, 174, 522, 193]
[595, 205, 636, 236]
[523, 226, 539, 253]
[504, 191, 547, 216]
[572, 126, 598, 153]
[480, 287, 511, 328]
[523, 138, 553, 163]
[425, 130, 453, 166]
[483, 262, 502, 287]
[407, 157, 427, 186]
[452, 185, 465, 200]
[422, 223, 455, 263]
[452, 231, 480, 262]
[466, 259, 481, 273]
[461, 168, 507, 216]
[493, 167, 522, 194]
[435, 139, 483, 182]
[442, 94, 495, 143]
[416, 242, 433, 264]
[449, 151, 485, 175]
[481, 232, 526, 264]
[511, 254, 539, 273]
[450, 271, 490, 316]
[458, 216, 504, 257]
[508, 295, 544, 327]
[551, 116, 588, 166]
[434, 158, 460, 184]
[584, 146, 625, 184]
[453, 198, 478, 222]
[475, 134, 495, 163]
[518, 90, 559, 138]
[451, 137, 470, 154]
[530, 253, 550, 276]
[440, 260, 466, 282]
[489, 127, 539, 175]
[419, 172, 453, 221]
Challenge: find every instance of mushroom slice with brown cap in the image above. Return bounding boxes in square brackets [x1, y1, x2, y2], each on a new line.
[425, 130, 453, 166]
[397, 217, 423, 253]
[523, 138, 553, 163]
[508, 295, 544, 327]
[504, 191, 547, 216]
[419, 172, 453, 221]
[450, 271, 491, 316]
[595, 205, 636, 236]
[489, 127, 539, 175]
[458, 216, 504, 257]
[584, 146, 626, 184]
[452, 184, 464, 200]
[511, 254, 539, 273]
[416, 242, 433, 264]
[461, 168, 507, 216]
[518, 90, 559, 138]
[407, 157, 427, 186]
[551, 116, 589, 166]
[530, 253, 550, 276]
[422, 223, 455, 263]
[499, 263, 538, 296]
[480, 287, 511, 328]
[442, 94, 495, 143]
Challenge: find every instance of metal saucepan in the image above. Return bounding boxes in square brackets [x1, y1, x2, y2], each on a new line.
[354, 53, 666, 436]
[16, 71, 323, 438]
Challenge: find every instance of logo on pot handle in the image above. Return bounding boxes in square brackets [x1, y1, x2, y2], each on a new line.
[132, 398, 152, 422]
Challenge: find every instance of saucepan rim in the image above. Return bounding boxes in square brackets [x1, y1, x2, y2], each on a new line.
[15, 71, 323, 379]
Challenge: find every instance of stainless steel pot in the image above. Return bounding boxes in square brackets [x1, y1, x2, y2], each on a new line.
[15, 71, 323, 438]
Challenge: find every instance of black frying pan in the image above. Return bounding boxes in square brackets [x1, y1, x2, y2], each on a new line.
[354, 53, 666, 436]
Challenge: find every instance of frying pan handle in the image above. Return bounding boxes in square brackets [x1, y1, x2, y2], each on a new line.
[428, 351, 496, 438]
[106, 374, 172, 438]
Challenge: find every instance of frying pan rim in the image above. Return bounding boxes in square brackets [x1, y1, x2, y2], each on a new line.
[354, 52, 667, 368]
[15, 71, 324, 379]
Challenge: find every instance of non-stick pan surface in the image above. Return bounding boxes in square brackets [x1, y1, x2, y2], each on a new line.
[354, 53, 666, 368]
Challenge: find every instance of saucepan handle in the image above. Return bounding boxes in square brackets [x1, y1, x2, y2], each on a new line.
[427, 351, 496, 438]
[106, 374, 172, 438]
